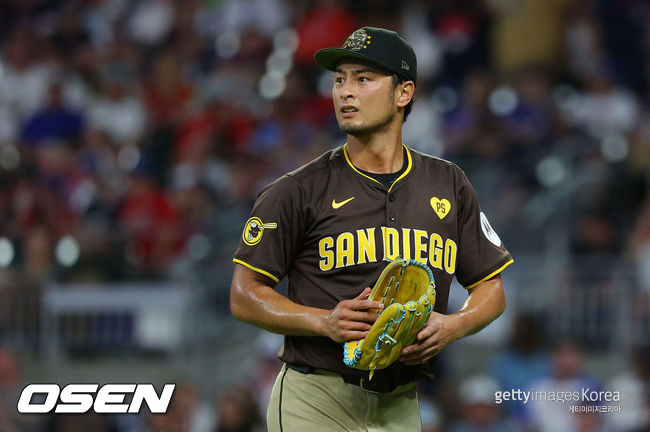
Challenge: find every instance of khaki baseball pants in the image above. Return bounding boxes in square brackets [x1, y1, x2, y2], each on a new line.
[267, 364, 422, 432]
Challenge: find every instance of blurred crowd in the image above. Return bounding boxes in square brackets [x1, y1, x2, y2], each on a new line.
[0, 0, 650, 431]
[0, 0, 648, 283]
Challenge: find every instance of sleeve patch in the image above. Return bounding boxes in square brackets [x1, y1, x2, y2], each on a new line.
[242, 217, 277, 246]
[480, 212, 501, 247]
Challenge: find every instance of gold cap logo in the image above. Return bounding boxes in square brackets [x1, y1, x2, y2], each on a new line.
[343, 29, 371, 51]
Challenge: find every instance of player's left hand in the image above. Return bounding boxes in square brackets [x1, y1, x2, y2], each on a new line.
[399, 312, 463, 365]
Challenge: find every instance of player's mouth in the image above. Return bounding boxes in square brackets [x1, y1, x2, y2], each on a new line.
[340, 105, 359, 118]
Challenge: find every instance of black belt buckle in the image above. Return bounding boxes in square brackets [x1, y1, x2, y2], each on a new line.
[358, 376, 396, 393]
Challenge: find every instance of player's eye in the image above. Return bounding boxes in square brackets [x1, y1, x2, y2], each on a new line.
[334, 76, 344, 84]
[359, 76, 369, 83]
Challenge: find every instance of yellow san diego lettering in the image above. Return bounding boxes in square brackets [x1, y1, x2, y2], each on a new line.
[429, 233, 443, 269]
[401, 228, 411, 260]
[357, 228, 377, 264]
[336, 232, 355, 268]
[413, 229, 428, 264]
[316, 227, 458, 275]
[319, 237, 334, 271]
[382, 227, 400, 261]
[444, 239, 457, 274]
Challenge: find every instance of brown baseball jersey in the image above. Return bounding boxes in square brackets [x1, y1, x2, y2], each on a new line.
[233, 144, 513, 384]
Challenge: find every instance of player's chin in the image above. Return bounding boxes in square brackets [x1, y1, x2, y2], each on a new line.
[339, 122, 367, 136]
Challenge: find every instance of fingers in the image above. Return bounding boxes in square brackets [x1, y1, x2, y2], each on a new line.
[400, 336, 450, 364]
[345, 297, 384, 311]
[400, 335, 446, 363]
[331, 320, 371, 342]
[401, 338, 432, 358]
[354, 287, 372, 300]
[342, 330, 370, 341]
[348, 288, 384, 311]
[416, 325, 435, 342]
[339, 309, 379, 324]
[327, 288, 386, 343]
[400, 343, 442, 365]
[415, 312, 443, 341]
[400, 328, 442, 364]
[345, 301, 384, 316]
[339, 320, 372, 331]
[332, 318, 371, 342]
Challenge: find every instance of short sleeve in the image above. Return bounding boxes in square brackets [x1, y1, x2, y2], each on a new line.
[454, 171, 513, 289]
[233, 175, 306, 284]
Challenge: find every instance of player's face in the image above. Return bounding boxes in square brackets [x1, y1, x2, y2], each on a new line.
[332, 60, 398, 137]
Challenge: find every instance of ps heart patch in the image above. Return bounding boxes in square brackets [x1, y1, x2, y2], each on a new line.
[430, 197, 451, 220]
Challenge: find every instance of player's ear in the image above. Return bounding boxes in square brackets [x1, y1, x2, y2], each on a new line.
[396, 81, 414, 108]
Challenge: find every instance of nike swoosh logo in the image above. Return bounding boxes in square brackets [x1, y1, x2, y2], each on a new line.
[332, 196, 355, 209]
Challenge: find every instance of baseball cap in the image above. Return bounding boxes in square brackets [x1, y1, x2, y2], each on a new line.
[314, 27, 417, 86]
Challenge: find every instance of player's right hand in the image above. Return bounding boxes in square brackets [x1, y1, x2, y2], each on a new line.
[323, 287, 384, 343]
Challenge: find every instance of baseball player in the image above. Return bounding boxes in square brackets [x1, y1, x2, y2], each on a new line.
[231, 27, 513, 431]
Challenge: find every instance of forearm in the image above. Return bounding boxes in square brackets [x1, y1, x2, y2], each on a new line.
[451, 275, 506, 338]
[230, 265, 328, 337]
[400, 274, 506, 364]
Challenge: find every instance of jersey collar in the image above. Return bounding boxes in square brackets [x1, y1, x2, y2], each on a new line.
[342, 143, 413, 193]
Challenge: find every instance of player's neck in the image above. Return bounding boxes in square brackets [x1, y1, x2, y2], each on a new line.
[346, 131, 404, 174]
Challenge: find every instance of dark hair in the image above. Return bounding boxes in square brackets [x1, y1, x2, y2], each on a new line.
[392, 74, 414, 123]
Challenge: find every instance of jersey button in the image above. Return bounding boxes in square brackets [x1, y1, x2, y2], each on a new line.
[388, 195, 395, 202]
[389, 214, 396, 221]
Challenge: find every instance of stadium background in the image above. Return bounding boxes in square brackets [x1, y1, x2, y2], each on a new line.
[0, 0, 649, 431]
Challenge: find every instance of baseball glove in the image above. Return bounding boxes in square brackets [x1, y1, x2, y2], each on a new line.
[343, 259, 436, 379]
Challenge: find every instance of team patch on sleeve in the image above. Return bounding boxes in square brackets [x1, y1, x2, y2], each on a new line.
[242, 217, 277, 246]
[480, 212, 501, 247]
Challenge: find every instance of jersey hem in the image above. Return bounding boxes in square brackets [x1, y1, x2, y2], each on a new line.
[233, 258, 280, 283]
[463, 257, 514, 290]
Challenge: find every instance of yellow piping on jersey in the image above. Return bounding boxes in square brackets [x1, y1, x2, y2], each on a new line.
[233, 258, 280, 283]
[388, 146, 412, 193]
[464, 258, 514, 289]
[343, 143, 413, 193]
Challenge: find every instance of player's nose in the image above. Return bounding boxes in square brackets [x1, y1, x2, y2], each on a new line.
[336, 81, 355, 100]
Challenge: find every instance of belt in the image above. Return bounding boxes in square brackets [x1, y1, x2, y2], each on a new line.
[286, 363, 403, 394]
